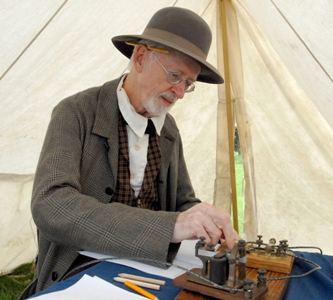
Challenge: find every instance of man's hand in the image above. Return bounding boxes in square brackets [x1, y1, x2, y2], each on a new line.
[171, 202, 240, 249]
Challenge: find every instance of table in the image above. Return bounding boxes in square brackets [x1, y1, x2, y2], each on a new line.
[30, 251, 333, 300]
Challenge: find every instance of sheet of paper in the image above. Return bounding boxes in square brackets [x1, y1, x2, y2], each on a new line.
[31, 274, 147, 300]
[174, 239, 203, 265]
[80, 239, 203, 279]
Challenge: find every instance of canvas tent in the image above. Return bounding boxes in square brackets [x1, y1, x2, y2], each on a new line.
[1, 0, 332, 273]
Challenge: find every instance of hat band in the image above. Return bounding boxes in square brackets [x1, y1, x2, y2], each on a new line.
[142, 28, 207, 60]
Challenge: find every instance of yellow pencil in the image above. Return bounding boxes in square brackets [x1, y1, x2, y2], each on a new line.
[125, 41, 169, 54]
[124, 280, 159, 300]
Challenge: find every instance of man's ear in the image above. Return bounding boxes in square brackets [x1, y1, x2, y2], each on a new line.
[132, 45, 148, 73]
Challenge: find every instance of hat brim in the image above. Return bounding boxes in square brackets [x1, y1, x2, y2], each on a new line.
[112, 35, 224, 84]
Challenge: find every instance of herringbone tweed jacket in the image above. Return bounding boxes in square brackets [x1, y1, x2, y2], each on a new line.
[20, 78, 200, 299]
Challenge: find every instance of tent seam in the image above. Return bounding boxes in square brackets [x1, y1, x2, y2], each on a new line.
[270, 0, 333, 84]
[0, 0, 69, 81]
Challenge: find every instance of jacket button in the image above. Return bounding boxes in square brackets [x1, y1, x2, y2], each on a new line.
[51, 271, 58, 281]
[105, 187, 114, 195]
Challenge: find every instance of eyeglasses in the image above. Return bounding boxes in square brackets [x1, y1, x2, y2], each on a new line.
[152, 52, 196, 93]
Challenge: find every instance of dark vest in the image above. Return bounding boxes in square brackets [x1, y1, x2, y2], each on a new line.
[112, 113, 161, 210]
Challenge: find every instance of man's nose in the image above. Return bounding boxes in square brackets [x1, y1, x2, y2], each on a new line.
[170, 81, 186, 99]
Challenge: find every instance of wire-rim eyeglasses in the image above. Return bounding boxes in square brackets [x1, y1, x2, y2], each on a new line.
[151, 52, 196, 93]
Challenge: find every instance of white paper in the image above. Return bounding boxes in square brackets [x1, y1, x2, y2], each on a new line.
[173, 239, 203, 265]
[80, 239, 203, 279]
[30, 274, 147, 300]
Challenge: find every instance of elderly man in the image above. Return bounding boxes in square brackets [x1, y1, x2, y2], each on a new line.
[19, 6, 239, 299]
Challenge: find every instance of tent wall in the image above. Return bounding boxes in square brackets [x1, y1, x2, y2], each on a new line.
[231, 0, 333, 254]
[0, 174, 36, 272]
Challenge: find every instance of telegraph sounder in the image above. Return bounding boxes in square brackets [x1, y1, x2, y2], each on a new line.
[172, 235, 311, 299]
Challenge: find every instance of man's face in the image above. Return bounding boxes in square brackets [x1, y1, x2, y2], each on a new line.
[138, 51, 201, 117]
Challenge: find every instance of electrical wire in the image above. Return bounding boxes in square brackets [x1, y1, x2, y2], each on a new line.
[266, 251, 321, 281]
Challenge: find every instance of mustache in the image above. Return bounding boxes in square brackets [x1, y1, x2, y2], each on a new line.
[158, 92, 178, 104]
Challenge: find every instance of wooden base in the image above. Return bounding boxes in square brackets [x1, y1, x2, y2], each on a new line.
[174, 268, 267, 300]
[174, 267, 290, 300]
[246, 248, 294, 274]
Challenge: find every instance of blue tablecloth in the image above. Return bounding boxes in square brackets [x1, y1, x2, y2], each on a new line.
[284, 251, 333, 299]
[30, 262, 182, 300]
[31, 251, 333, 299]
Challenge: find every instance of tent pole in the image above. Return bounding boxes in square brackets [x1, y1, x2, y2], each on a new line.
[219, 0, 239, 232]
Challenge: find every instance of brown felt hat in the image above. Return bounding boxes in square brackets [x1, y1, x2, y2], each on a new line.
[112, 7, 224, 84]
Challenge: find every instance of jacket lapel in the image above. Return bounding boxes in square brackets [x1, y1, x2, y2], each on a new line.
[158, 115, 178, 210]
[92, 79, 121, 190]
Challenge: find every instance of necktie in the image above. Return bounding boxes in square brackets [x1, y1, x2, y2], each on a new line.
[145, 119, 156, 135]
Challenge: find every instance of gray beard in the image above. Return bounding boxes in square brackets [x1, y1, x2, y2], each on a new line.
[142, 93, 177, 116]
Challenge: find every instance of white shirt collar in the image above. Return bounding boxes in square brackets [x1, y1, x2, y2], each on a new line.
[116, 75, 166, 138]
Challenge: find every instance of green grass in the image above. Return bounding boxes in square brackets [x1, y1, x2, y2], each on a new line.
[0, 156, 245, 298]
[235, 154, 245, 237]
[0, 262, 34, 300]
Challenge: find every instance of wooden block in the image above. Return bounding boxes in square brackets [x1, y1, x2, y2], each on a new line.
[217, 242, 295, 275]
[246, 249, 294, 274]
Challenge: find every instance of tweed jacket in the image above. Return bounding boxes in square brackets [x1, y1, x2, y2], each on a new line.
[24, 78, 201, 297]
